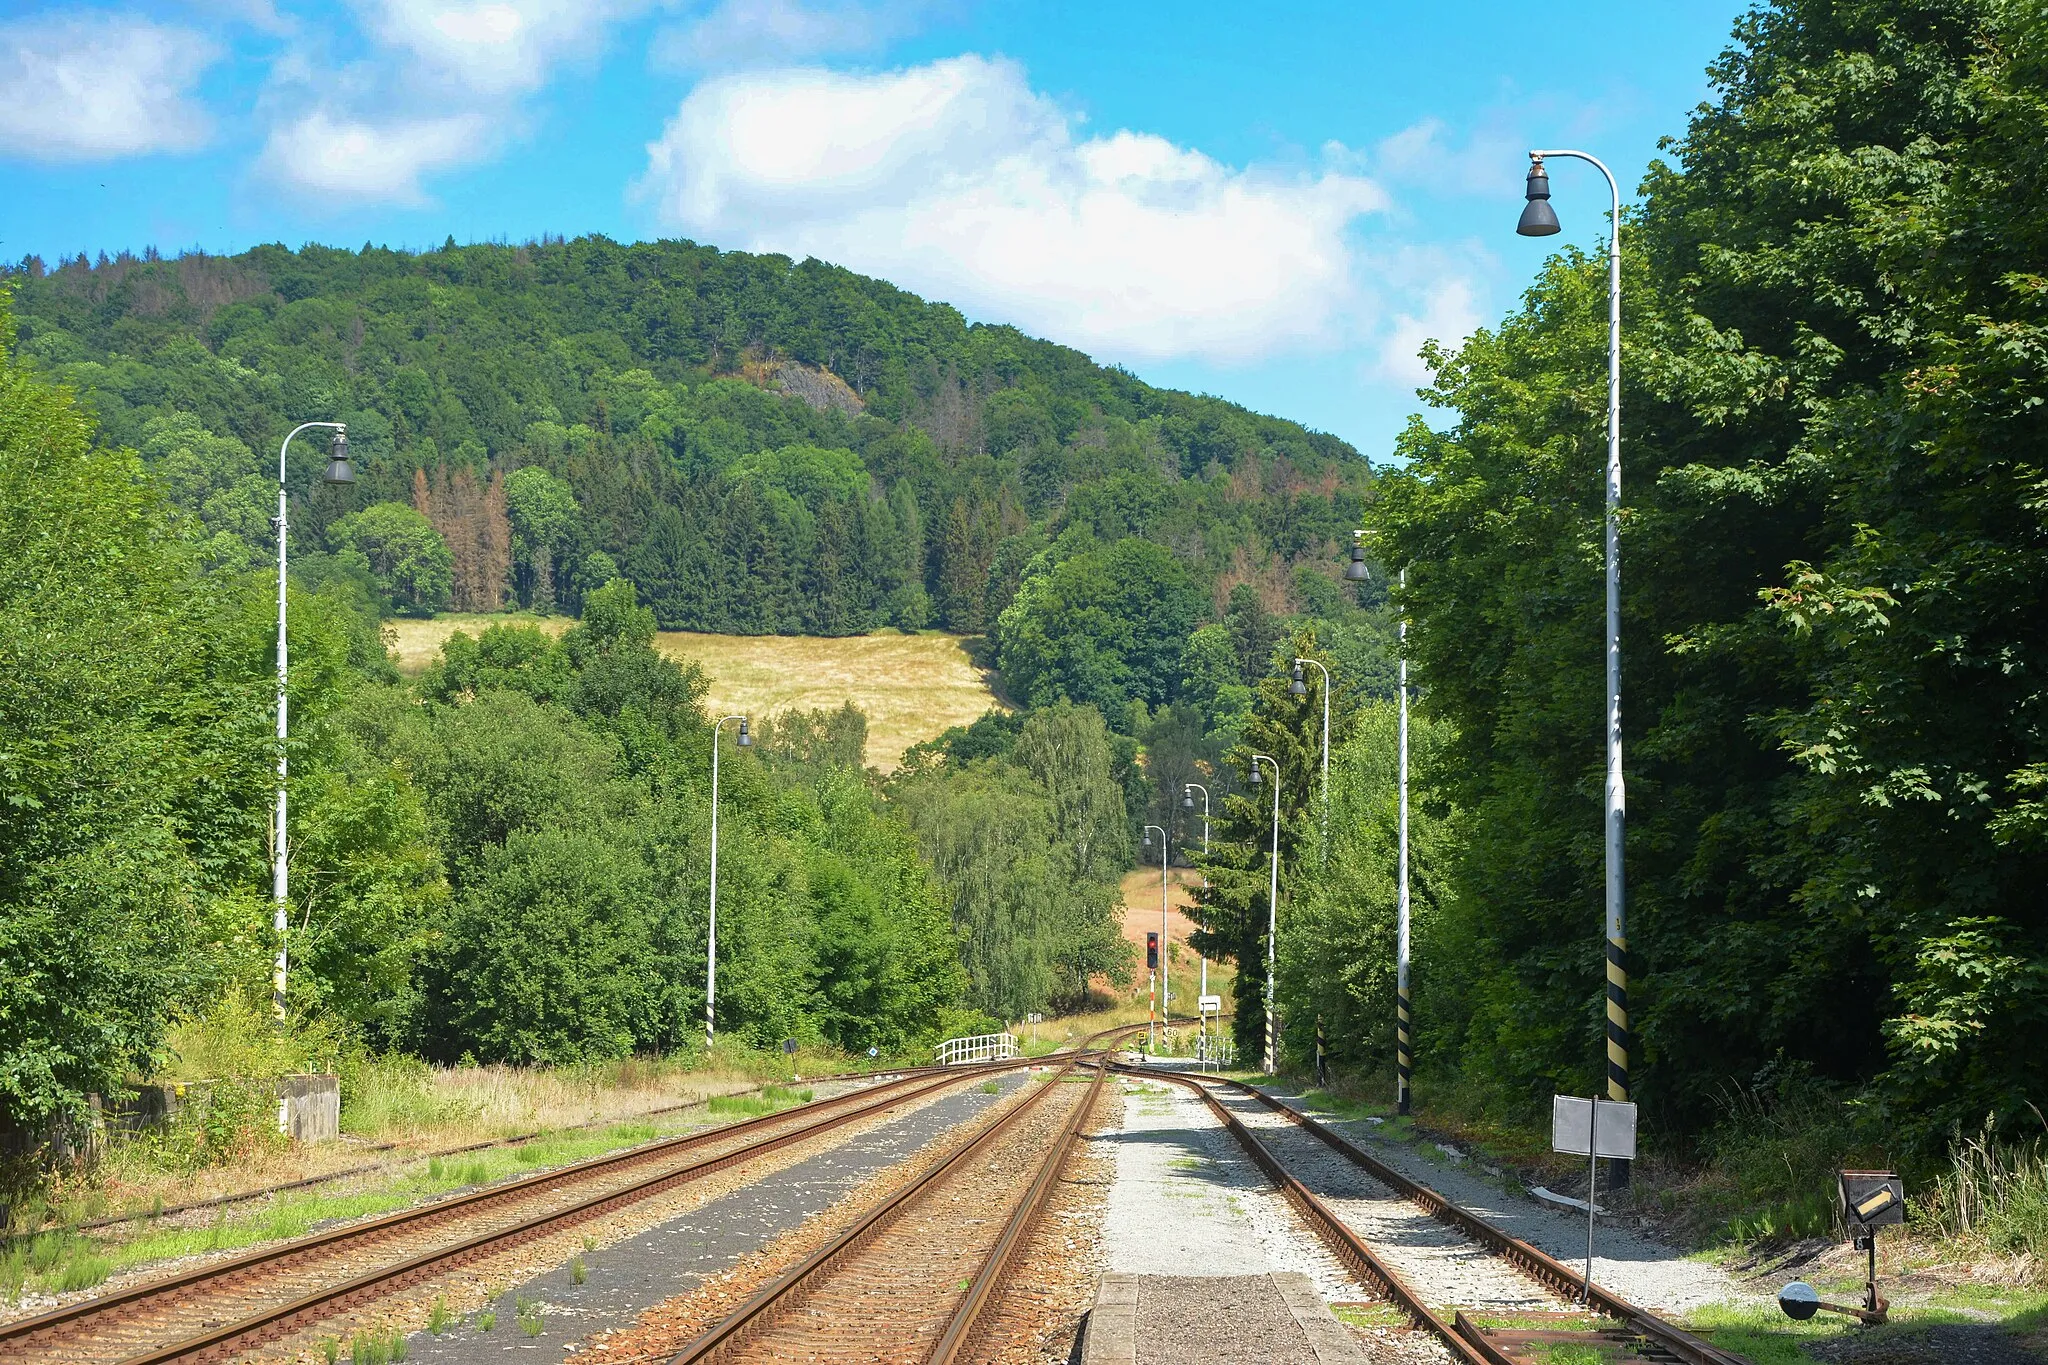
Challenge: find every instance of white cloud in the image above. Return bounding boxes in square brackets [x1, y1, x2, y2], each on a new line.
[1374, 271, 1484, 385]
[1372, 116, 1527, 197]
[0, 12, 218, 161]
[257, 108, 491, 200]
[653, 0, 941, 70]
[637, 56, 1388, 366]
[353, 0, 650, 95]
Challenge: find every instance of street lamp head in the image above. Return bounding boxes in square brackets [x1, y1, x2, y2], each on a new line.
[1517, 156, 1561, 237]
[322, 428, 356, 485]
[1249, 763, 1262, 786]
[736, 716, 752, 747]
[1345, 529, 1370, 582]
[1181, 789, 1195, 810]
[1142, 830, 1153, 851]
[1290, 660, 1307, 697]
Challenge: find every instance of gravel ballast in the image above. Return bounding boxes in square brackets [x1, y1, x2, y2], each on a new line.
[1214, 1087, 1552, 1314]
[1254, 1082, 1760, 1315]
[272, 1071, 1032, 1365]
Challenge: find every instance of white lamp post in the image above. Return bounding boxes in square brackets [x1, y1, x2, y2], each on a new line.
[1183, 782, 1212, 1063]
[271, 421, 353, 1022]
[1519, 149, 1632, 1127]
[1142, 824, 1169, 1051]
[1249, 752, 1281, 1075]
[706, 713, 751, 1051]
[1290, 658, 1332, 863]
[1351, 532, 1413, 1110]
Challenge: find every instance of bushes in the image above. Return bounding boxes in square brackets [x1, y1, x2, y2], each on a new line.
[432, 827, 660, 1065]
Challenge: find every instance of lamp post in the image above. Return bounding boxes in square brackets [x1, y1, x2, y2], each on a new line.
[1291, 658, 1331, 864]
[271, 422, 353, 1022]
[1183, 783, 1213, 1063]
[1142, 824, 1169, 1051]
[1351, 532, 1413, 1112]
[1520, 149, 1632, 1150]
[706, 714, 751, 1052]
[1249, 753, 1281, 1075]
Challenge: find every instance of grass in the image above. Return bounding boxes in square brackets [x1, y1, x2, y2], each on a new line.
[347, 1328, 408, 1364]
[0, 1099, 801, 1303]
[1916, 1122, 2048, 1259]
[704, 1085, 812, 1120]
[381, 617, 998, 770]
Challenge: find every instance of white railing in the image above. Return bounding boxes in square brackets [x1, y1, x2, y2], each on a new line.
[1194, 1034, 1235, 1070]
[935, 1032, 1020, 1066]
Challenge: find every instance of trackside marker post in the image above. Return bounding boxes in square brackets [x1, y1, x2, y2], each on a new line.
[1553, 1094, 1637, 1304]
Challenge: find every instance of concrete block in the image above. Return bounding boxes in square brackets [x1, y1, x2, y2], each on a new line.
[277, 1074, 340, 1143]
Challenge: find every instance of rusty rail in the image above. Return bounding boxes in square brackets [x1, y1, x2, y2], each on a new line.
[1215, 1077, 1749, 1365]
[666, 1059, 1091, 1363]
[1121, 1067, 1749, 1365]
[3, 1063, 1011, 1364]
[928, 1064, 1107, 1364]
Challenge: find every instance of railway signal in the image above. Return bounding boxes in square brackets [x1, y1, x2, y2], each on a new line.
[1145, 931, 1160, 1052]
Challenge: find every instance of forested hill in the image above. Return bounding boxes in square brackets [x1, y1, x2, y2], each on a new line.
[1, 237, 1367, 642]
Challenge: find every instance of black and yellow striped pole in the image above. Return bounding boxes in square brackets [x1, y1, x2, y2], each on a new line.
[1607, 936, 1629, 1103]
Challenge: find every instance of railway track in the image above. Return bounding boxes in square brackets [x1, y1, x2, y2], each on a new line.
[1125, 1068, 1751, 1365]
[666, 1058, 1108, 1365]
[0, 1061, 1030, 1365]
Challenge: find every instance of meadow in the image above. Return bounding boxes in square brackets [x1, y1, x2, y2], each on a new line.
[380, 616, 999, 769]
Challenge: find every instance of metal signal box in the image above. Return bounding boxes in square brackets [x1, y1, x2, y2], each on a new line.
[1840, 1170, 1905, 1230]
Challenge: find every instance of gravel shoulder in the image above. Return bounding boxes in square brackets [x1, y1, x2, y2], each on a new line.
[1100, 1077, 1364, 1301]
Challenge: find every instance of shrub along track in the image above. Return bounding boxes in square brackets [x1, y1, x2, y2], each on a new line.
[663, 1059, 1108, 1365]
[1124, 1068, 1753, 1365]
[0, 1062, 1029, 1365]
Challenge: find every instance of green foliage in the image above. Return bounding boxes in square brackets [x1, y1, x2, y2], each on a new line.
[394, 606, 962, 1060]
[996, 537, 1207, 716]
[1276, 700, 1459, 1077]
[4, 237, 1368, 640]
[1189, 629, 1344, 1059]
[329, 502, 453, 616]
[503, 466, 579, 613]
[0, 291, 261, 1127]
[1368, 0, 2048, 1159]
[892, 704, 1133, 1017]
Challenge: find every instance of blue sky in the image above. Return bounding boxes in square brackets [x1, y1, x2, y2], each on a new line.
[1, 0, 1747, 458]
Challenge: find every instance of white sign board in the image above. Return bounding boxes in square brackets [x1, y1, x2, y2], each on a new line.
[1552, 1095, 1637, 1159]
[1026, 1012, 1044, 1024]
[1197, 995, 1223, 1014]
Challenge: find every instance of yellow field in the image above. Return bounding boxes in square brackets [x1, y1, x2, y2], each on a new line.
[381, 616, 999, 770]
